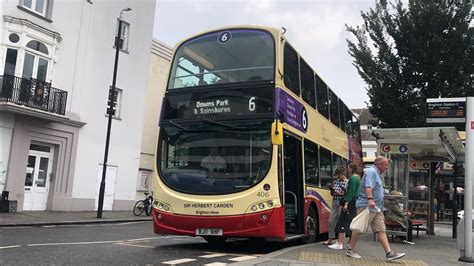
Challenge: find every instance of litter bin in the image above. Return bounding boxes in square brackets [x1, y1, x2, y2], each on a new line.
[457, 215, 474, 259]
[457, 216, 465, 254]
[9, 200, 17, 213]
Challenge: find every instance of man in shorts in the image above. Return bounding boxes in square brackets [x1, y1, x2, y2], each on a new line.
[345, 156, 406, 262]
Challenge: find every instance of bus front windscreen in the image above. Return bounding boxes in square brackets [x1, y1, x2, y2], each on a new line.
[158, 123, 272, 194]
[168, 29, 275, 89]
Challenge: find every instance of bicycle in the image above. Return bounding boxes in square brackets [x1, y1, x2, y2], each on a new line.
[133, 192, 153, 216]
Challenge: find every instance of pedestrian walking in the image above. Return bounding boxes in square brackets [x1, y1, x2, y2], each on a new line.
[328, 162, 361, 250]
[345, 156, 406, 261]
[323, 166, 348, 246]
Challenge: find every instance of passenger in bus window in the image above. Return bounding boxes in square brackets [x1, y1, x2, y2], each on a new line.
[324, 166, 348, 245]
[201, 147, 226, 172]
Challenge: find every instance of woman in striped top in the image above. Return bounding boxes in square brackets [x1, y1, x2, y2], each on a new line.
[324, 166, 348, 246]
[328, 162, 361, 250]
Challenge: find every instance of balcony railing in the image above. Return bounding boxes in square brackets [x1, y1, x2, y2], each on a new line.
[0, 74, 67, 115]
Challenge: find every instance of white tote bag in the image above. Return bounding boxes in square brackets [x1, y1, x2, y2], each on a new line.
[350, 208, 370, 233]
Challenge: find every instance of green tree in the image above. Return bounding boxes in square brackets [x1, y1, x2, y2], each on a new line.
[347, 0, 473, 128]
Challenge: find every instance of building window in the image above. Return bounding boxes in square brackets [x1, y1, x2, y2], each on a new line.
[20, 0, 52, 19]
[107, 87, 123, 118]
[115, 20, 130, 52]
[9, 33, 20, 43]
[3, 38, 51, 82]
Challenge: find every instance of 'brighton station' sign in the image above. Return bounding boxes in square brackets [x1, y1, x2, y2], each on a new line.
[426, 98, 466, 123]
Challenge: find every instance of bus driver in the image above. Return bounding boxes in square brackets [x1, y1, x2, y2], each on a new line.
[201, 147, 226, 172]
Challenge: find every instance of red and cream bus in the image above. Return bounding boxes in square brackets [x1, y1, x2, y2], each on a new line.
[152, 26, 362, 244]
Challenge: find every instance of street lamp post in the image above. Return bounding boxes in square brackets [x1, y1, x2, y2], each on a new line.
[97, 7, 132, 218]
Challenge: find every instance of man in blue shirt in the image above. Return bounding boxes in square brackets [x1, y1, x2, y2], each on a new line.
[345, 156, 406, 262]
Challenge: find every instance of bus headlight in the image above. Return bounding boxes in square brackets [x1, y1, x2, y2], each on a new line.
[154, 200, 173, 213]
[267, 200, 274, 207]
[247, 199, 277, 213]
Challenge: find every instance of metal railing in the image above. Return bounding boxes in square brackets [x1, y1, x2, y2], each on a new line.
[0, 74, 67, 115]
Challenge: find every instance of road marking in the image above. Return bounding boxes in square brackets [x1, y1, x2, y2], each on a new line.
[199, 253, 227, 258]
[114, 221, 151, 226]
[204, 263, 227, 266]
[25, 236, 166, 247]
[27, 240, 122, 246]
[0, 245, 21, 250]
[228, 255, 257, 262]
[125, 237, 165, 242]
[115, 242, 154, 249]
[162, 258, 196, 264]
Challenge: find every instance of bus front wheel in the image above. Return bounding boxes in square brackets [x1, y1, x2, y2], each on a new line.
[303, 207, 318, 244]
[204, 236, 227, 245]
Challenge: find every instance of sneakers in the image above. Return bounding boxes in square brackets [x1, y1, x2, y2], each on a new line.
[328, 243, 343, 250]
[386, 251, 406, 261]
[345, 249, 362, 259]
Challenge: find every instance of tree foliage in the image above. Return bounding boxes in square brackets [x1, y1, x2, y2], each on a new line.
[347, 0, 473, 128]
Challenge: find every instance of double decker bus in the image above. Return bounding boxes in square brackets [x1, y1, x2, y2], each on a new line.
[152, 26, 362, 244]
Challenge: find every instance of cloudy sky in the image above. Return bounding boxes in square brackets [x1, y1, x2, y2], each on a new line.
[153, 0, 376, 109]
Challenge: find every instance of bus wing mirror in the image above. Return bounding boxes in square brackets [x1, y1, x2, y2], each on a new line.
[271, 120, 283, 145]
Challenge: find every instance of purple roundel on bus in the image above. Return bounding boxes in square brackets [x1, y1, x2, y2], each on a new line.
[275, 88, 308, 133]
[263, 183, 271, 191]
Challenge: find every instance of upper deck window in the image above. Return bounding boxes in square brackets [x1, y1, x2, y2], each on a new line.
[300, 58, 316, 108]
[315, 74, 329, 119]
[283, 44, 300, 96]
[168, 29, 275, 89]
[328, 89, 340, 128]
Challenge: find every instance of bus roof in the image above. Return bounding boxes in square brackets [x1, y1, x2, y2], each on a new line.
[172, 25, 282, 49]
[170, 25, 359, 124]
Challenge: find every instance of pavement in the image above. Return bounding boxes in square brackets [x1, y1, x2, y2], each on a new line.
[0, 211, 469, 265]
[0, 210, 152, 227]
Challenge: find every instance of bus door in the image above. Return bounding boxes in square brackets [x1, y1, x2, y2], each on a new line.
[283, 133, 305, 237]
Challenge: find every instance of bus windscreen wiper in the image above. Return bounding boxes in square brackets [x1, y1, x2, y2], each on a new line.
[168, 120, 194, 132]
[199, 116, 244, 130]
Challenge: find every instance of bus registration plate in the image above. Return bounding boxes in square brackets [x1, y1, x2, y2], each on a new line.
[195, 228, 223, 236]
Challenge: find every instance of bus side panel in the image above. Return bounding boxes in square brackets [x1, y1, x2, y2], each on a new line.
[153, 207, 285, 240]
[305, 189, 331, 234]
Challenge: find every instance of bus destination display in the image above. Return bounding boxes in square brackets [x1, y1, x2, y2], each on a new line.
[426, 99, 465, 123]
[162, 86, 274, 120]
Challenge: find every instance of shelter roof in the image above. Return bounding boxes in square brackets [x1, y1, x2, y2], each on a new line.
[369, 127, 465, 163]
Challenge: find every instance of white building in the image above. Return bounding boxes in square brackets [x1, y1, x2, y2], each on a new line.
[137, 39, 172, 195]
[0, 0, 156, 212]
[352, 108, 378, 163]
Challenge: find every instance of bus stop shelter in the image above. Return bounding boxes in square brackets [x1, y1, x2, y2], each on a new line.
[368, 127, 465, 237]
